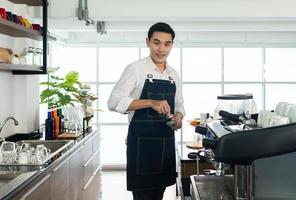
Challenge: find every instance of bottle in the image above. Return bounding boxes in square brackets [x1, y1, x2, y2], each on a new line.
[45, 111, 54, 140]
[57, 108, 64, 134]
[52, 108, 60, 139]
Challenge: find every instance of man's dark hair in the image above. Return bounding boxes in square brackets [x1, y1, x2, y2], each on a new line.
[148, 22, 175, 41]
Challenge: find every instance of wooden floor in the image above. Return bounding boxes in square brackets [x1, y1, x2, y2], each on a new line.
[100, 170, 177, 200]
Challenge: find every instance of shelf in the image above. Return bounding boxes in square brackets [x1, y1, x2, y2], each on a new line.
[0, 18, 56, 41]
[0, 63, 43, 72]
[0, 18, 42, 40]
[2, 0, 49, 74]
[8, 0, 42, 6]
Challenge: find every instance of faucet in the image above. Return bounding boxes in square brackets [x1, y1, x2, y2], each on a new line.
[0, 117, 19, 141]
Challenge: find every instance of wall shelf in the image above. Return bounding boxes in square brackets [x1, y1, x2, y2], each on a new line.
[1, 0, 50, 74]
[8, 0, 42, 6]
[0, 63, 42, 72]
[0, 18, 43, 40]
[0, 18, 56, 41]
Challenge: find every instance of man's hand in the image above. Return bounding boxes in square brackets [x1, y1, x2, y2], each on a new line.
[150, 100, 171, 115]
[172, 112, 183, 129]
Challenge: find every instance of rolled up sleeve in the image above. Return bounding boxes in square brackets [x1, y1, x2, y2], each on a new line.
[108, 65, 137, 114]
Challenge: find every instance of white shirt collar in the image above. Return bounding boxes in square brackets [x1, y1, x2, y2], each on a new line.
[147, 56, 172, 74]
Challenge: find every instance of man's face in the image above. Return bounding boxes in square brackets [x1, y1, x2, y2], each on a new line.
[146, 32, 173, 67]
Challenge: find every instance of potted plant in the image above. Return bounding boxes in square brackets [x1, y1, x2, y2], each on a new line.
[40, 68, 100, 134]
[40, 68, 82, 108]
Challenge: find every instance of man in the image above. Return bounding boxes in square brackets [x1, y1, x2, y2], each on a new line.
[108, 22, 185, 200]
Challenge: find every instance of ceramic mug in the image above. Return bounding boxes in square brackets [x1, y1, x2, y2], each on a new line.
[0, 8, 7, 19]
[287, 105, 296, 123]
[261, 111, 277, 128]
[268, 115, 290, 127]
[18, 152, 28, 164]
[275, 102, 288, 115]
[257, 110, 270, 128]
[281, 103, 294, 117]
[200, 113, 209, 125]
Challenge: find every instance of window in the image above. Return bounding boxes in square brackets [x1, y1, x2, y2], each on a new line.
[99, 48, 139, 82]
[224, 48, 262, 82]
[183, 48, 221, 82]
[51, 46, 97, 82]
[49, 44, 296, 167]
[265, 48, 296, 82]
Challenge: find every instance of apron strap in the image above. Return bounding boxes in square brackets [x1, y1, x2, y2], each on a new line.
[168, 75, 175, 84]
[146, 73, 153, 83]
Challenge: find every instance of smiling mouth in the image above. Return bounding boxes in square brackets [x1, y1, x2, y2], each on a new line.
[156, 54, 166, 59]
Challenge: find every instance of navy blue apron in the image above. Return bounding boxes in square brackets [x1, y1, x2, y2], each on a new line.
[127, 74, 177, 191]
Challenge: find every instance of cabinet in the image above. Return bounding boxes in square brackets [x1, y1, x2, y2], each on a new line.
[0, 0, 54, 74]
[10, 131, 100, 200]
[68, 145, 83, 200]
[82, 131, 100, 200]
[19, 174, 51, 200]
[50, 158, 70, 200]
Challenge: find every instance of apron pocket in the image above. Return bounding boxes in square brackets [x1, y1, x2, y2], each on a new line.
[163, 137, 176, 173]
[136, 137, 164, 175]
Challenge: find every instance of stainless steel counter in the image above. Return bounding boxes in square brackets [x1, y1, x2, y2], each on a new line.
[0, 130, 97, 200]
[190, 175, 235, 200]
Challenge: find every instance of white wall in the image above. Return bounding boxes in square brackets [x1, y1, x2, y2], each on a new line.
[48, 0, 296, 19]
[0, 1, 40, 138]
[44, 0, 296, 44]
[0, 72, 40, 138]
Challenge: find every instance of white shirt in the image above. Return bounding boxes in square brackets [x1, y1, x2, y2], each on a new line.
[108, 56, 185, 123]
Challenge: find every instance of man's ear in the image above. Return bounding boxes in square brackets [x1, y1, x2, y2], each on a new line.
[145, 37, 149, 47]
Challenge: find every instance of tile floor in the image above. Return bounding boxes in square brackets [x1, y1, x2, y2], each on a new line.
[100, 170, 177, 200]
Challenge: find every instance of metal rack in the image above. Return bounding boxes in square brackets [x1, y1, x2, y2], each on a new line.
[0, 0, 54, 74]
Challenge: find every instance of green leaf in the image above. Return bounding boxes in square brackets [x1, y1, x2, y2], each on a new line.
[40, 82, 56, 87]
[60, 95, 72, 106]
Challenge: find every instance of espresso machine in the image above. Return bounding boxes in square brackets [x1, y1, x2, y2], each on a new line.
[190, 119, 296, 200]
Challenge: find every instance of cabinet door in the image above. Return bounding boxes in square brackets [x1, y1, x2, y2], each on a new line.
[82, 167, 101, 200]
[83, 149, 100, 186]
[20, 174, 51, 200]
[51, 158, 70, 200]
[69, 145, 83, 200]
[92, 131, 100, 153]
[82, 135, 93, 164]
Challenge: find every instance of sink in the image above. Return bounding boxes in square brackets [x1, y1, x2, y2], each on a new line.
[0, 171, 22, 188]
[0, 140, 74, 171]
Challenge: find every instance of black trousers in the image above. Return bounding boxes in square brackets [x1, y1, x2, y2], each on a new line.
[132, 187, 166, 200]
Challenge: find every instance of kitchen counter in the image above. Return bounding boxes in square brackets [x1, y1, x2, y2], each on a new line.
[0, 129, 100, 200]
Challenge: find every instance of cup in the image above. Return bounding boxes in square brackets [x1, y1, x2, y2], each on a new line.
[1, 141, 17, 164]
[281, 103, 294, 117]
[32, 23, 41, 32]
[257, 110, 271, 128]
[287, 105, 296, 123]
[200, 113, 209, 125]
[18, 152, 28, 164]
[268, 115, 290, 127]
[261, 111, 277, 128]
[0, 8, 7, 19]
[5, 11, 13, 21]
[275, 102, 288, 115]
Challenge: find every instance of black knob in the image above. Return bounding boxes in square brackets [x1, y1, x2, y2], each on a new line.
[195, 125, 207, 135]
[202, 139, 217, 150]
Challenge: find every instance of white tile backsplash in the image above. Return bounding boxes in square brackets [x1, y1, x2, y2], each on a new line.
[0, 72, 39, 138]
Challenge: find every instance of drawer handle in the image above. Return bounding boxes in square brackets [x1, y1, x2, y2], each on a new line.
[83, 149, 100, 167]
[83, 166, 100, 190]
[21, 174, 50, 200]
[83, 136, 93, 146]
[53, 157, 69, 172]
